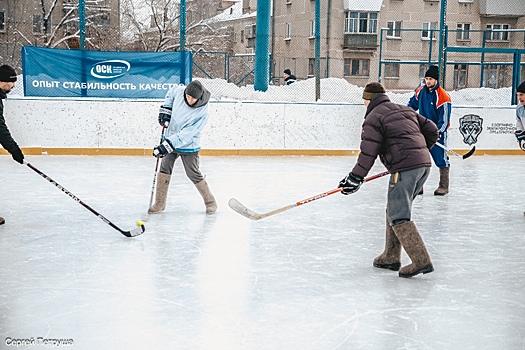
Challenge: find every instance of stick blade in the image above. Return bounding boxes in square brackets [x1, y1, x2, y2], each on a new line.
[228, 198, 262, 220]
[123, 224, 145, 237]
[462, 146, 476, 159]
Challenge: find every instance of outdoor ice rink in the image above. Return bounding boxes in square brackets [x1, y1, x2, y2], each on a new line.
[1, 154, 524, 350]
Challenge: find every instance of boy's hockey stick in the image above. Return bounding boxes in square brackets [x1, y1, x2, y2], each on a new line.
[434, 142, 476, 159]
[228, 170, 390, 221]
[25, 161, 145, 237]
[142, 122, 168, 222]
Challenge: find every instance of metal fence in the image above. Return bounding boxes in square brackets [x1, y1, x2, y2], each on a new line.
[1, 2, 524, 106]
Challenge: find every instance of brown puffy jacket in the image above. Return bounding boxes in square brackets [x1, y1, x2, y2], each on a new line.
[351, 94, 439, 178]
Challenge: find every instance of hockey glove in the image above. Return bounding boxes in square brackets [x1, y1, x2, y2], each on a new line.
[516, 131, 525, 151]
[338, 172, 364, 195]
[11, 147, 24, 164]
[153, 139, 174, 158]
[158, 106, 172, 126]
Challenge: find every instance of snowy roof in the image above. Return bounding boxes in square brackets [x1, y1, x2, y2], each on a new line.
[205, 0, 256, 24]
[344, 0, 383, 12]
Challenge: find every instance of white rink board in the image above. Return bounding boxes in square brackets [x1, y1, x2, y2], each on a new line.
[4, 98, 518, 151]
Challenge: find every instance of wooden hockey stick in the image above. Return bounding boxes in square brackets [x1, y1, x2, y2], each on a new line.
[228, 170, 390, 221]
[434, 142, 476, 159]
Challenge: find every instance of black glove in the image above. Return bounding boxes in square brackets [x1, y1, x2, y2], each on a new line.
[338, 172, 364, 195]
[153, 139, 174, 158]
[11, 147, 24, 164]
[158, 106, 172, 126]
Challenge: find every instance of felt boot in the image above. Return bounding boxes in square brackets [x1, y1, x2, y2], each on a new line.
[148, 172, 171, 214]
[373, 219, 402, 271]
[434, 167, 449, 196]
[0, 216, 4, 225]
[392, 221, 434, 278]
[195, 179, 217, 214]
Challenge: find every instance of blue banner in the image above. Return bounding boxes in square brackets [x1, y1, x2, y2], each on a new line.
[22, 47, 192, 99]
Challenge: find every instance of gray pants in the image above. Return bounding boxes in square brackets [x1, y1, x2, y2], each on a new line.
[386, 167, 430, 226]
[159, 151, 204, 184]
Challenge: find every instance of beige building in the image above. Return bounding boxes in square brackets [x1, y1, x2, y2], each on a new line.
[212, 0, 525, 90]
[0, 0, 120, 66]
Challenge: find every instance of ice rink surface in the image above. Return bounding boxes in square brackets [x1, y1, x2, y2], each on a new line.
[0, 154, 524, 350]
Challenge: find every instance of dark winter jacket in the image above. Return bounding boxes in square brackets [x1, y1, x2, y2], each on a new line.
[284, 74, 296, 85]
[352, 94, 439, 178]
[0, 91, 21, 155]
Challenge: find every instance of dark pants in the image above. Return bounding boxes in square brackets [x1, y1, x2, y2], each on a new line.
[159, 151, 204, 184]
[386, 167, 430, 226]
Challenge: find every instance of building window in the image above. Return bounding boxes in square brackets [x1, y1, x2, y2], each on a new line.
[453, 64, 468, 89]
[422, 22, 438, 40]
[456, 23, 471, 40]
[344, 12, 377, 34]
[384, 63, 400, 78]
[309, 20, 315, 38]
[0, 12, 4, 32]
[386, 21, 402, 39]
[483, 64, 506, 88]
[285, 23, 291, 40]
[485, 24, 509, 41]
[344, 59, 369, 76]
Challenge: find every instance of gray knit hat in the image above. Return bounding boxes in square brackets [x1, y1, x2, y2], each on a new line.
[0, 65, 17, 82]
[185, 80, 204, 99]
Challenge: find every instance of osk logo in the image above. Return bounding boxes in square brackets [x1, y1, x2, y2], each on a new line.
[90, 60, 131, 79]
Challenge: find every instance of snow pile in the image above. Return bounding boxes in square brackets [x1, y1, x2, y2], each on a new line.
[9, 75, 515, 107]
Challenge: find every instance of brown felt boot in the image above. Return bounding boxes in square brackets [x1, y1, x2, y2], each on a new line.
[392, 221, 434, 278]
[0, 217, 4, 225]
[195, 179, 217, 214]
[148, 172, 171, 214]
[434, 167, 449, 196]
[373, 219, 402, 271]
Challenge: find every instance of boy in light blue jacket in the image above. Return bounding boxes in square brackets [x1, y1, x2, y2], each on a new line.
[150, 80, 217, 214]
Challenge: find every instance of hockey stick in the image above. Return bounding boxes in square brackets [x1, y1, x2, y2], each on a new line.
[229, 170, 390, 221]
[434, 142, 476, 159]
[25, 161, 145, 237]
[142, 122, 168, 222]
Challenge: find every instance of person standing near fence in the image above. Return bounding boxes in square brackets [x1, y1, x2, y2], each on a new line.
[0, 64, 25, 226]
[408, 65, 452, 196]
[338, 82, 438, 278]
[149, 80, 217, 215]
[283, 69, 296, 85]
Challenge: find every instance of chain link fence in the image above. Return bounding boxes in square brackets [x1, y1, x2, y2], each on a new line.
[1, 1, 524, 106]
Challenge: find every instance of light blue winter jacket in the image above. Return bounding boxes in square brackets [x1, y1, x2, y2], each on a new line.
[162, 84, 211, 153]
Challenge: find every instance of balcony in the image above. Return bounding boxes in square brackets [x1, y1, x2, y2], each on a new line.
[343, 33, 377, 50]
[479, 0, 525, 16]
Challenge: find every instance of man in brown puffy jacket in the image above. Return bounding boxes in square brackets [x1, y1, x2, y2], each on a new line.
[338, 82, 439, 278]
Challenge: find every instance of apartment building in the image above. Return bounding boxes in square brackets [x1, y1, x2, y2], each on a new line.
[217, 0, 525, 89]
[0, 0, 120, 64]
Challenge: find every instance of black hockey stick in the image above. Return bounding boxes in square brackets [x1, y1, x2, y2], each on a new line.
[434, 142, 476, 159]
[25, 161, 145, 237]
[229, 170, 390, 220]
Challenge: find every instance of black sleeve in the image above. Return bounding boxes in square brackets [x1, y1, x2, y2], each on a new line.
[0, 101, 21, 154]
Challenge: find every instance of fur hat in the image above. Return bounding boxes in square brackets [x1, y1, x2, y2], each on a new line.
[425, 65, 439, 80]
[284, 69, 291, 75]
[185, 80, 204, 99]
[0, 65, 17, 82]
[517, 81, 525, 94]
[362, 82, 386, 100]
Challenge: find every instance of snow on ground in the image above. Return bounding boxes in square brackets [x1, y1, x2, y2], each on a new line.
[10, 75, 515, 107]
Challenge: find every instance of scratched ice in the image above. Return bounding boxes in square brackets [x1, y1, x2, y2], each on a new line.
[0, 155, 524, 350]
